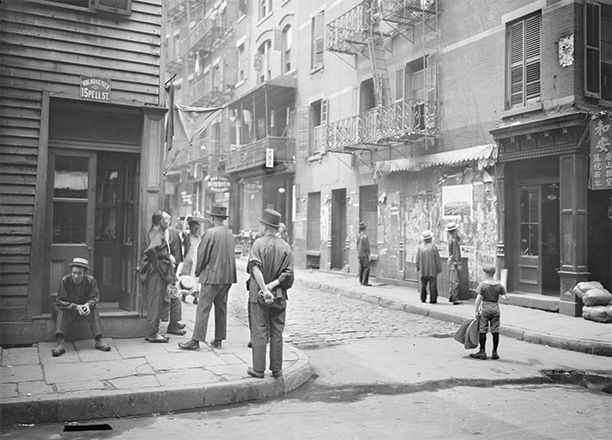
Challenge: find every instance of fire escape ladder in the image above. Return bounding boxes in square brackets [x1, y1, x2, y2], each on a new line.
[367, 31, 391, 109]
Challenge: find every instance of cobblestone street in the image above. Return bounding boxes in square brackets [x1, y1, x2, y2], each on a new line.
[227, 271, 459, 347]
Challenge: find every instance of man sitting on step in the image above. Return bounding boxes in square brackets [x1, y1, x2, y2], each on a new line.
[51, 257, 111, 357]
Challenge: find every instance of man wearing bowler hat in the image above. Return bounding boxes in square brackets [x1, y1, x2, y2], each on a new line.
[416, 230, 442, 303]
[246, 208, 294, 379]
[357, 221, 371, 286]
[446, 221, 463, 304]
[179, 205, 237, 351]
[51, 257, 111, 357]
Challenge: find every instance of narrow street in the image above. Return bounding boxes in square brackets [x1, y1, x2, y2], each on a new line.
[3, 274, 610, 440]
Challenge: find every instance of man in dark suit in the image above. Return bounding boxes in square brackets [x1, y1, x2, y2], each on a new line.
[161, 211, 186, 335]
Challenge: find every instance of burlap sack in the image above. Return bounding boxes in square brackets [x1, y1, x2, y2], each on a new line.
[572, 281, 604, 300]
[582, 305, 612, 323]
[582, 288, 612, 307]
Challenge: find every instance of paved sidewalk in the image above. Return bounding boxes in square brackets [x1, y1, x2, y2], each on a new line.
[0, 309, 311, 426]
[295, 266, 612, 357]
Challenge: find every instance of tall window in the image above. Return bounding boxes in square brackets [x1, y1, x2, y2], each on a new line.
[311, 11, 325, 71]
[256, 40, 271, 84]
[585, 2, 612, 100]
[259, 0, 272, 20]
[237, 43, 247, 82]
[507, 13, 541, 107]
[282, 25, 293, 73]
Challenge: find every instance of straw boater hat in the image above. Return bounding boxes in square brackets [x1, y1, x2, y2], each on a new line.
[69, 257, 89, 270]
[206, 205, 228, 219]
[446, 221, 458, 232]
[359, 221, 367, 230]
[185, 215, 208, 224]
[178, 275, 197, 291]
[422, 230, 433, 240]
[258, 208, 281, 229]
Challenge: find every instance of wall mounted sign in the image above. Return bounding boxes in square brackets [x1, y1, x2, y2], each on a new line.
[590, 116, 612, 190]
[558, 34, 574, 67]
[208, 175, 231, 193]
[442, 184, 473, 218]
[80, 76, 111, 101]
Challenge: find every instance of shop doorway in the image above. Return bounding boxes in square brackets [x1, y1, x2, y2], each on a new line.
[46, 149, 139, 311]
[331, 188, 347, 270]
[588, 190, 612, 291]
[515, 182, 560, 294]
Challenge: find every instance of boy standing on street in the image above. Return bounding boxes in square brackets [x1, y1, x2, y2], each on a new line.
[470, 263, 508, 360]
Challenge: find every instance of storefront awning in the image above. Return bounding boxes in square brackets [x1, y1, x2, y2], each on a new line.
[374, 144, 497, 176]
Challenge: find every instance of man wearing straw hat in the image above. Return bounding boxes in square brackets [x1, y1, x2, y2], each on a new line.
[416, 229, 442, 303]
[446, 221, 463, 304]
[51, 257, 111, 357]
[246, 208, 294, 379]
[179, 205, 237, 351]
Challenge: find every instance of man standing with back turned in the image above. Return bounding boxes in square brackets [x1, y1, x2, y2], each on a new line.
[357, 221, 371, 286]
[178, 205, 236, 351]
[416, 229, 442, 303]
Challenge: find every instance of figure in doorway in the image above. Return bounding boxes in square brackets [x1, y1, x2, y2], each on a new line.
[51, 257, 112, 357]
[357, 221, 371, 286]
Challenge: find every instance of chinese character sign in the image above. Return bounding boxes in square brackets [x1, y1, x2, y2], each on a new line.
[590, 117, 612, 190]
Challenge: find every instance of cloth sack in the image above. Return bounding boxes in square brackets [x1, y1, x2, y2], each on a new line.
[582, 305, 612, 323]
[572, 281, 604, 300]
[454, 318, 479, 349]
[582, 288, 612, 307]
[454, 319, 470, 345]
[257, 287, 286, 311]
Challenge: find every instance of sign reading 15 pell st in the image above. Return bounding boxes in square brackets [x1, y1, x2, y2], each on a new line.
[80, 76, 111, 102]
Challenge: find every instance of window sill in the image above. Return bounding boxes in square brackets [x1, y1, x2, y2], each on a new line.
[501, 102, 543, 118]
[257, 12, 274, 26]
[305, 250, 321, 257]
[310, 65, 324, 75]
[307, 151, 326, 162]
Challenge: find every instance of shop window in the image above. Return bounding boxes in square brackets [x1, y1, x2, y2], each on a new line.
[507, 13, 541, 107]
[585, 2, 612, 101]
[311, 10, 325, 71]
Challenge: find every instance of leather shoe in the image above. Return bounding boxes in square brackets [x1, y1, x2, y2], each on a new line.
[247, 367, 264, 379]
[362, 283, 372, 286]
[272, 370, 282, 379]
[469, 351, 487, 360]
[167, 328, 186, 336]
[178, 340, 200, 350]
[176, 322, 186, 329]
[210, 339, 222, 349]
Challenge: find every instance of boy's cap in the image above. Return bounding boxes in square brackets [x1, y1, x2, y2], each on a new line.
[482, 263, 496, 275]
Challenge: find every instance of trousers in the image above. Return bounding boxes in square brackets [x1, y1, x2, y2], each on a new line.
[420, 275, 438, 302]
[358, 256, 370, 285]
[250, 300, 286, 373]
[144, 270, 167, 338]
[54, 307, 103, 339]
[191, 283, 230, 342]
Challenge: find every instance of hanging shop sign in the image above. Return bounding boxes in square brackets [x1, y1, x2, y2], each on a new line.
[590, 116, 612, 190]
[80, 76, 111, 102]
[208, 175, 231, 193]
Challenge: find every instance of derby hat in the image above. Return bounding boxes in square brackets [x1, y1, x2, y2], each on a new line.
[178, 275, 197, 291]
[446, 221, 458, 232]
[258, 208, 281, 229]
[206, 204, 228, 218]
[422, 230, 433, 240]
[69, 257, 89, 270]
[359, 221, 367, 230]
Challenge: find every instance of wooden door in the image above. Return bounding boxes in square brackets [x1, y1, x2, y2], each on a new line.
[331, 188, 347, 270]
[516, 185, 542, 293]
[94, 153, 138, 308]
[47, 150, 96, 310]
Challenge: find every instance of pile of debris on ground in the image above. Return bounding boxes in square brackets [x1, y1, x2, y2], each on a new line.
[573, 281, 612, 323]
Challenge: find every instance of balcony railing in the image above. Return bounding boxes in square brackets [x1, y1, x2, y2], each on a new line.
[327, 1, 378, 54]
[380, 0, 437, 26]
[190, 14, 232, 56]
[226, 137, 296, 173]
[326, 98, 438, 150]
[190, 73, 232, 107]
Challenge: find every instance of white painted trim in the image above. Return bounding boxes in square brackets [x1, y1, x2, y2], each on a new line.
[501, 0, 546, 23]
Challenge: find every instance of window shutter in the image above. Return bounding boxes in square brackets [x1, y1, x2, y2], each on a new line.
[509, 21, 524, 106]
[273, 27, 282, 50]
[524, 14, 541, 103]
[312, 11, 325, 69]
[395, 67, 405, 101]
[585, 2, 601, 97]
[297, 105, 310, 151]
[321, 99, 328, 124]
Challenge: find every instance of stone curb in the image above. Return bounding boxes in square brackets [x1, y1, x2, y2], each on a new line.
[0, 346, 312, 426]
[296, 279, 612, 357]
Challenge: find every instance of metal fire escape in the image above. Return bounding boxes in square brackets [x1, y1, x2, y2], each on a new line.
[326, 0, 440, 152]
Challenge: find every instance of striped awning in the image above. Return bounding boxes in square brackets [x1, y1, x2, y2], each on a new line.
[374, 144, 497, 176]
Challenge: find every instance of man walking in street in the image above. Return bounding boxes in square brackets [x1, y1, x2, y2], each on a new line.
[447, 221, 463, 304]
[178, 205, 236, 351]
[246, 208, 294, 379]
[416, 229, 442, 303]
[357, 221, 371, 286]
[51, 257, 112, 357]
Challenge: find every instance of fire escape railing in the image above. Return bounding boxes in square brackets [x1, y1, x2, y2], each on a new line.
[327, 1, 378, 54]
[380, 0, 437, 26]
[326, 97, 438, 151]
